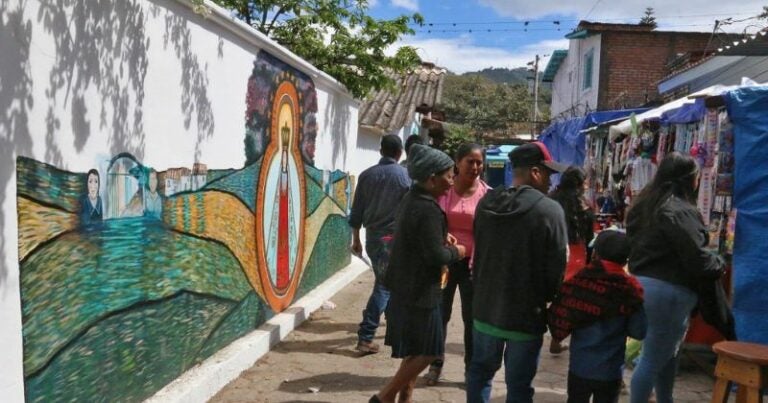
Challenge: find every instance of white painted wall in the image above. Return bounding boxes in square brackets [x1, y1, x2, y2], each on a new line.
[354, 113, 423, 173]
[550, 34, 602, 118]
[0, 0, 364, 400]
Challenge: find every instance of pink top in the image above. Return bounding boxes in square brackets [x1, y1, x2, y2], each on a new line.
[437, 180, 491, 259]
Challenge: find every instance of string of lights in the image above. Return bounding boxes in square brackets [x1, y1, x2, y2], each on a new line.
[414, 23, 745, 34]
[410, 12, 758, 27]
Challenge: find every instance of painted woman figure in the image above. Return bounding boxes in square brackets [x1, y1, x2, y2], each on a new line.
[275, 123, 292, 289]
[79, 169, 103, 225]
[144, 169, 163, 219]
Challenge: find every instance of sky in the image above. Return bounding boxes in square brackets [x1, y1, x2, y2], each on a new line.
[368, 0, 768, 73]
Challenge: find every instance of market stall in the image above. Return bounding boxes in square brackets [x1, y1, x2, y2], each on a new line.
[721, 86, 768, 345]
[595, 84, 767, 345]
[539, 109, 648, 191]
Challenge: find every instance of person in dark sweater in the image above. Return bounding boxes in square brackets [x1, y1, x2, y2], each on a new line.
[371, 144, 467, 403]
[467, 142, 568, 403]
[626, 152, 725, 403]
[350, 134, 412, 354]
[400, 134, 425, 168]
[548, 230, 646, 403]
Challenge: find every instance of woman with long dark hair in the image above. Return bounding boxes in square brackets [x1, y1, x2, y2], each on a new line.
[424, 143, 491, 386]
[626, 152, 724, 403]
[550, 167, 595, 282]
[372, 144, 466, 403]
[548, 167, 594, 354]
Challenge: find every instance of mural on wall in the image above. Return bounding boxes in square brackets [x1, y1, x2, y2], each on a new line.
[16, 50, 352, 403]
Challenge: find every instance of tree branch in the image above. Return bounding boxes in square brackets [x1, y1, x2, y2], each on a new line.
[260, 7, 269, 32]
[265, 5, 290, 36]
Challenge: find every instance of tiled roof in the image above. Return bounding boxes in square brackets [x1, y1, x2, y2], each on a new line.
[358, 62, 447, 134]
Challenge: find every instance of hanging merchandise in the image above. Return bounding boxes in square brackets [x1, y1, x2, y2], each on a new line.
[716, 112, 735, 195]
[723, 209, 736, 256]
[657, 126, 669, 162]
[629, 156, 656, 194]
[704, 110, 719, 168]
[695, 147, 717, 227]
[673, 124, 686, 152]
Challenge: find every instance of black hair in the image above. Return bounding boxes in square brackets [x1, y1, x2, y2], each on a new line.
[381, 134, 403, 159]
[404, 135, 425, 154]
[628, 152, 699, 230]
[87, 169, 100, 181]
[550, 166, 591, 243]
[455, 143, 483, 162]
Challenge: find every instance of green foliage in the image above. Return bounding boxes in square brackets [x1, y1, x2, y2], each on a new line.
[440, 124, 477, 158]
[438, 74, 550, 134]
[205, 0, 422, 98]
[639, 7, 657, 28]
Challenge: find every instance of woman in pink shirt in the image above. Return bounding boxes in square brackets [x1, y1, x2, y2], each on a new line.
[425, 143, 491, 386]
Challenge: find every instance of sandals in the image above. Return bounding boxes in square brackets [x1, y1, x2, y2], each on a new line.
[424, 365, 442, 386]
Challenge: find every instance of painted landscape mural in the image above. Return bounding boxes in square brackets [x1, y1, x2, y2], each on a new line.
[16, 51, 352, 402]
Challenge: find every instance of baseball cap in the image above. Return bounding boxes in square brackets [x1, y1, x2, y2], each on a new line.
[593, 230, 630, 265]
[508, 142, 568, 173]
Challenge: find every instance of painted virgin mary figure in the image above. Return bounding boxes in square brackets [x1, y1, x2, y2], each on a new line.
[274, 123, 292, 289]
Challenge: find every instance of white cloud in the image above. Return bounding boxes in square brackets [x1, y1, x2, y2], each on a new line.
[389, 36, 569, 73]
[477, 0, 766, 33]
[391, 0, 419, 12]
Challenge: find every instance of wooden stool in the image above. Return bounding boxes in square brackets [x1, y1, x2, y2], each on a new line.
[712, 341, 768, 403]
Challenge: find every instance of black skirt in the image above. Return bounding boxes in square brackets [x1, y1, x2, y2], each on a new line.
[384, 293, 444, 358]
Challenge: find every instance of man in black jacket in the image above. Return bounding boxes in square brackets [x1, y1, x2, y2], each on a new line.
[467, 142, 568, 403]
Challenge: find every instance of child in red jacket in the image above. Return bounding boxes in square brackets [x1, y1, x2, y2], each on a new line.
[548, 230, 646, 403]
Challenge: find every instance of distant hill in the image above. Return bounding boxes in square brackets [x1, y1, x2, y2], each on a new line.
[456, 67, 551, 104]
[462, 67, 531, 85]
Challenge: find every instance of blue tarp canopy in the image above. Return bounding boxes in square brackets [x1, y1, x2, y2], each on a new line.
[539, 108, 649, 169]
[660, 98, 707, 125]
[724, 86, 768, 345]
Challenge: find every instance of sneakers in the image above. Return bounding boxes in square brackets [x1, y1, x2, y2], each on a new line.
[356, 340, 380, 354]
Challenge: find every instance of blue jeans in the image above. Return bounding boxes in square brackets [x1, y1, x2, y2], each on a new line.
[630, 276, 697, 403]
[467, 328, 543, 403]
[357, 237, 391, 342]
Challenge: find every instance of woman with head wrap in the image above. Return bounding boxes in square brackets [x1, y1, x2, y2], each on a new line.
[371, 145, 467, 403]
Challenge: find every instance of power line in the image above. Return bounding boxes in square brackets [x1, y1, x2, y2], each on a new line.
[583, 0, 604, 21]
[412, 12, 758, 26]
[415, 22, 741, 34]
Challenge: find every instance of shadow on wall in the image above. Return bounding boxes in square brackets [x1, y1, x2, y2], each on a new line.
[0, 0, 217, 285]
[356, 128, 382, 155]
[0, 0, 34, 284]
[324, 93, 350, 169]
[160, 1, 215, 161]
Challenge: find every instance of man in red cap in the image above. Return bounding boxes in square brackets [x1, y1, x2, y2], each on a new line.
[467, 142, 569, 403]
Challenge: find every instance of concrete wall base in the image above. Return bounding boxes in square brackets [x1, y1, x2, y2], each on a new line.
[145, 257, 369, 403]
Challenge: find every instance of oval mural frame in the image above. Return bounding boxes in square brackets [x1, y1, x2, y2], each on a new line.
[255, 78, 306, 312]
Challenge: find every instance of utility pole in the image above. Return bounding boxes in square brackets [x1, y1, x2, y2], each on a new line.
[528, 54, 541, 140]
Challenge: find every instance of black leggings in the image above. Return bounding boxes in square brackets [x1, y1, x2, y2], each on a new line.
[433, 258, 473, 371]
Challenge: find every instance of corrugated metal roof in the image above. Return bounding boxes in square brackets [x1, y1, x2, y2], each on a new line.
[659, 30, 766, 85]
[358, 63, 446, 134]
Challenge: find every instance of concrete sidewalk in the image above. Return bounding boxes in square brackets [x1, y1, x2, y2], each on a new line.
[211, 270, 715, 402]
